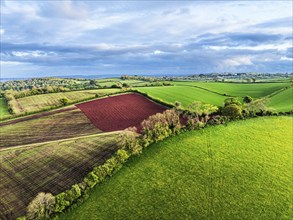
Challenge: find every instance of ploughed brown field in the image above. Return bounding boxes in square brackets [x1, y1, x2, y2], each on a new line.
[76, 93, 167, 132]
[0, 133, 121, 220]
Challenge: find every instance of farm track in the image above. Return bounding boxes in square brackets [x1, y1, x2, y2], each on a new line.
[0, 106, 77, 127]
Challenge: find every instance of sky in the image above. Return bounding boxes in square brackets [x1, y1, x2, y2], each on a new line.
[0, 0, 292, 78]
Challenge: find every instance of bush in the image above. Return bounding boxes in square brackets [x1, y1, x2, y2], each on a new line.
[185, 118, 205, 130]
[66, 184, 81, 204]
[207, 115, 228, 125]
[59, 98, 70, 106]
[224, 97, 241, 107]
[162, 109, 181, 134]
[243, 96, 253, 103]
[54, 192, 70, 213]
[243, 98, 270, 117]
[222, 104, 242, 119]
[84, 172, 99, 188]
[142, 113, 171, 145]
[120, 127, 142, 155]
[27, 192, 55, 220]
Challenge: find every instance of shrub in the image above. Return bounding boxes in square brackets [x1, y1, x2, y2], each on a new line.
[115, 149, 130, 164]
[185, 118, 205, 130]
[222, 104, 242, 119]
[59, 98, 69, 106]
[27, 192, 55, 220]
[243, 96, 253, 103]
[120, 127, 142, 155]
[54, 192, 70, 213]
[224, 97, 241, 107]
[66, 184, 81, 204]
[243, 98, 270, 117]
[162, 109, 181, 134]
[207, 115, 228, 125]
[141, 112, 172, 146]
[84, 172, 99, 188]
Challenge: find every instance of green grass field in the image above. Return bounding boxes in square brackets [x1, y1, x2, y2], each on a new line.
[0, 108, 100, 148]
[0, 98, 10, 118]
[173, 81, 291, 98]
[0, 132, 121, 219]
[61, 117, 293, 220]
[12, 88, 120, 114]
[138, 86, 226, 107]
[268, 87, 293, 112]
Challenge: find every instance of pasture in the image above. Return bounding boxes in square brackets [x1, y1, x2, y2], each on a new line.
[0, 132, 121, 220]
[268, 87, 293, 112]
[11, 88, 120, 115]
[173, 81, 291, 98]
[0, 108, 100, 149]
[138, 86, 226, 107]
[61, 117, 293, 220]
[0, 98, 10, 118]
[77, 93, 167, 132]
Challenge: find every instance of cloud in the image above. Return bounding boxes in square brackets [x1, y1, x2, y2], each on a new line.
[1, 1, 292, 77]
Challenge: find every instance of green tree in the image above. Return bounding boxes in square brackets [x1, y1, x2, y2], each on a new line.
[243, 96, 253, 103]
[224, 97, 241, 107]
[27, 192, 55, 220]
[222, 104, 242, 119]
[59, 98, 69, 106]
[120, 127, 142, 155]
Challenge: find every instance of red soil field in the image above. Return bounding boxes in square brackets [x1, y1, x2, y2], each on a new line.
[76, 93, 167, 132]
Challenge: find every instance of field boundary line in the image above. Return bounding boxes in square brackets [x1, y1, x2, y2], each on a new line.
[0, 131, 121, 152]
[175, 84, 230, 97]
[266, 84, 293, 98]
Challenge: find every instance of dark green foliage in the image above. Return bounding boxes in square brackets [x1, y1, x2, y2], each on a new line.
[185, 118, 205, 130]
[54, 193, 70, 213]
[222, 104, 242, 119]
[243, 96, 253, 103]
[207, 115, 228, 125]
[84, 172, 99, 189]
[59, 98, 70, 106]
[224, 97, 241, 107]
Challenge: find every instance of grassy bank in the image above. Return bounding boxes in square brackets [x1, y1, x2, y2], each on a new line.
[61, 116, 293, 219]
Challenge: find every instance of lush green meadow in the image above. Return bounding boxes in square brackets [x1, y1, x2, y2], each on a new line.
[268, 87, 293, 112]
[173, 81, 291, 98]
[11, 88, 120, 115]
[0, 108, 100, 148]
[61, 117, 293, 220]
[0, 98, 10, 118]
[138, 86, 226, 107]
[0, 132, 121, 219]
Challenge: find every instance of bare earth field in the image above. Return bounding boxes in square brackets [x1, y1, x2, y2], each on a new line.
[77, 93, 167, 132]
[0, 108, 101, 149]
[0, 132, 121, 219]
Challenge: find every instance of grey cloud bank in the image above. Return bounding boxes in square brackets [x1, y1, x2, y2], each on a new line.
[0, 0, 292, 78]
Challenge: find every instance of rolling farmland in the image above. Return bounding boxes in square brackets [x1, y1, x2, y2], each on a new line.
[173, 81, 292, 98]
[0, 132, 121, 220]
[268, 87, 293, 112]
[0, 108, 101, 149]
[61, 117, 293, 220]
[138, 86, 227, 107]
[0, 98, 10, 118]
